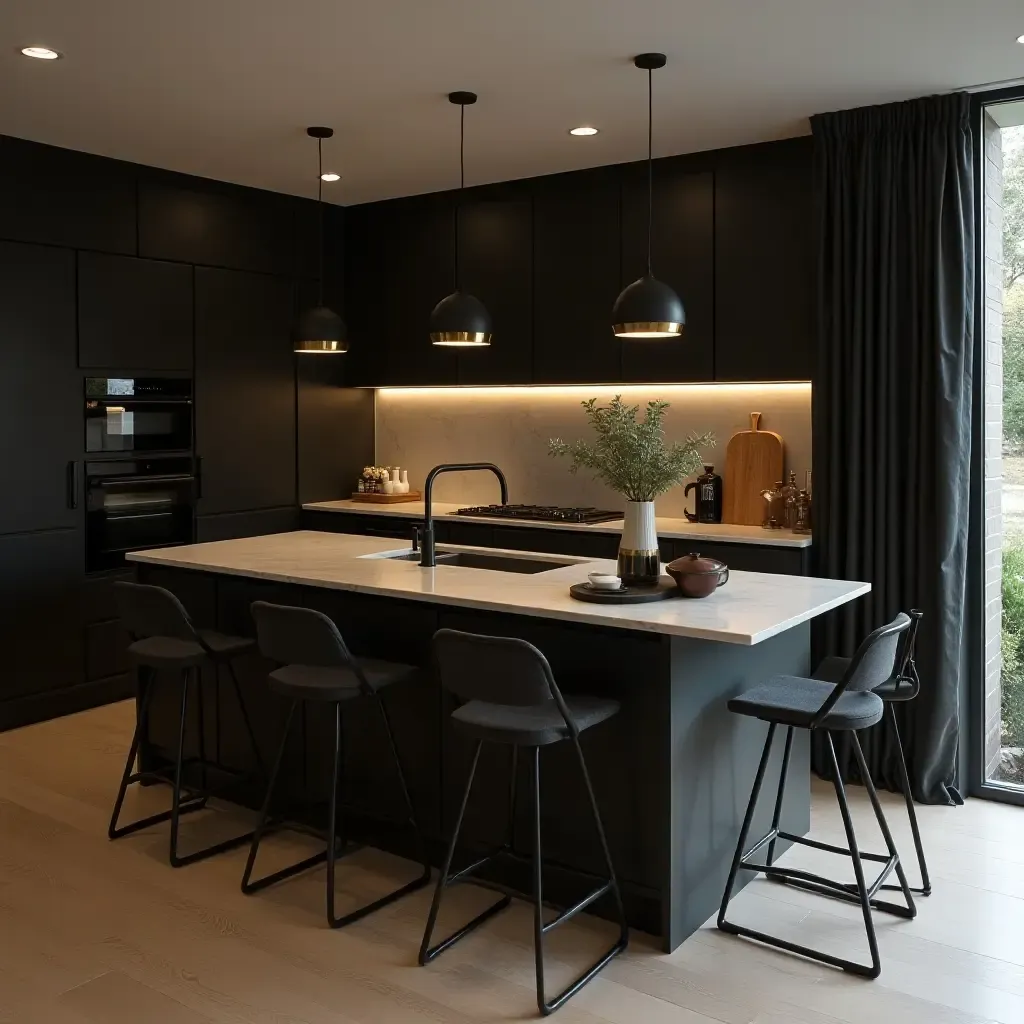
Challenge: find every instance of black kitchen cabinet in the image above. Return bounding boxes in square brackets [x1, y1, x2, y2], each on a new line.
[138, 178, 296, 276]
[345, 196, 458, 386]
[0, 136, 136, 254]
[665, 538, 809, 575]
[78, 252, 193, 370]
[456, 199, 533, 385]
[196, 508, 299, 543]
[195, 267, 296, 515]
[532, 167, 623, 384]
[714, 138, 814, 382]
[0, 529, 83, 702]
[620, 164, 714, 382]
[0, 241, 80, 535]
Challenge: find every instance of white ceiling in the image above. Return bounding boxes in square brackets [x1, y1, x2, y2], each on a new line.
[2, 0, 1023, 206]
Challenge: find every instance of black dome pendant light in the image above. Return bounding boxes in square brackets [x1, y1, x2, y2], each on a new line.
[294, 126, 347, 354]
[612, 53, 685, 340]
[430, 91, 492, 347]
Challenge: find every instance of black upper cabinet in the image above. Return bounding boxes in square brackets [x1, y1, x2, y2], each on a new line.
[456, 199, 533, 385]
[195, 267, 296, 515]
[620, 164, 714, 382]
[714, 138, 814, 381]
[78, 252, 193, 370]
[0, 241, 79, 535]
[346, 197, 458, 386]
[533, 167, 622, 384]
[0, 136, 136, 254]
[0, 529, 83, 700]
[138, 178, 296, 275]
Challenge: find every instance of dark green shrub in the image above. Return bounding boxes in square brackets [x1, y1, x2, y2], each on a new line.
[1001, 543, 1024, 746]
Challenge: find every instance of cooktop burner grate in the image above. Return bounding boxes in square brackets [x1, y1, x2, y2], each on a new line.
[453, 504, 623, 524]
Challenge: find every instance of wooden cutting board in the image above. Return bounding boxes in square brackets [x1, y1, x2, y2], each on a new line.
[350, 490, 422, 503]
[722, 412, 784, 526]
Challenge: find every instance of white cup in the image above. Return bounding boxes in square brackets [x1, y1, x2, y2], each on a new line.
[588, 573, 622, 591]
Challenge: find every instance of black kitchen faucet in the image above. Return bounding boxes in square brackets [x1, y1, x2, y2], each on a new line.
[420, 463, 508, 567]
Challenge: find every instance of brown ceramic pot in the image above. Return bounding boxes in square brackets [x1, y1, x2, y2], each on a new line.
[666, 552, 730, 598]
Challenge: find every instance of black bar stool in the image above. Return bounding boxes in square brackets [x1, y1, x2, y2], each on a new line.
[241, 601, 430, 928]
[812, 608, 930, 896]
[718, 613, 917, 979]
[108, 581, 266, 867]
[420, 628, 628, 1017]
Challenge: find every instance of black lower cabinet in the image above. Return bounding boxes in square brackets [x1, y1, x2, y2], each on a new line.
[0, 530, 129, 732]
[197, 507, 299, 543]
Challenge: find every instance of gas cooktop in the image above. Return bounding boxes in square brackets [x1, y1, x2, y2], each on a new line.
[453, 504, 623, 525]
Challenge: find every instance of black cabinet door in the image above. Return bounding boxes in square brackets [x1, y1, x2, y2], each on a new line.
[0, 241, 79, 535]
[345, 197, 458, 386]
[714, 138, 815, 382]
[533, 167, 622, 384]
[0, 529, 83, 700]
[195, 268, 296, 515]
[456, 199, 533, 385]
[138, 179, 297, 276]
[78, 252, 193, 370]
[0, 136, 136, 254]
[620, 165, 714, 382]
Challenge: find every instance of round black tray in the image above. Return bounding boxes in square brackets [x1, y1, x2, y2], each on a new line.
[569, 577, 678, 604]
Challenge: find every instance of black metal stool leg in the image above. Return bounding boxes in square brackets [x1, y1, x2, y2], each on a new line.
[108, 668, 206, 842]
[195, 668, 208, 793]
[419, 740, 510, 964]
[226, 660, 267, 779]
[766, 726, 793, 869]
[242, 701, 323, 893]
[882, 704, 931, 896]
[718, 722, 777, 928]
[850, 732, 918, 919]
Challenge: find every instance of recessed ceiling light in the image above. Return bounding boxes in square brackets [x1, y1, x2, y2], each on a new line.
[1018, 33, 1024, 43]
[569, 126, 599, 136]
[20, 46, 62, 60]
[320, 172, 340, 182]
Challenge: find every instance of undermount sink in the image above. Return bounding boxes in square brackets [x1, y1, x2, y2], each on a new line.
[363, 547, 577, 575]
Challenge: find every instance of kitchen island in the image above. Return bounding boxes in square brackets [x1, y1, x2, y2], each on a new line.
[128, 531, 866, 952]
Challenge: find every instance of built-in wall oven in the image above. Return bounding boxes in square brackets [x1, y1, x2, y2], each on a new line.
[86, 456, 196, 572]
[85, 377, 192, 454]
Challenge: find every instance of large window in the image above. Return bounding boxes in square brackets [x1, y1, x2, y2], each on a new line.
[982, 100, 1024, 794]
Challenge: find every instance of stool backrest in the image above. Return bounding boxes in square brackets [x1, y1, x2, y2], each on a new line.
[433, 628, 564, 710]
[113, 581, 197, 642]
[810, 611, 910, 728]
[251, 601, 367, 688]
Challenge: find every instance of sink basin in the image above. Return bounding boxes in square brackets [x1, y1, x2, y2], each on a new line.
[364, 548, 577, 574]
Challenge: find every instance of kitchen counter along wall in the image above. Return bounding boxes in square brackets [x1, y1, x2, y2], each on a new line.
[374, 382, 811, 519]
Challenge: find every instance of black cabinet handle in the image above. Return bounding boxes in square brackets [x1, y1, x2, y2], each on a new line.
[195, 456, 203, 499]
[66, 460, 79, 509]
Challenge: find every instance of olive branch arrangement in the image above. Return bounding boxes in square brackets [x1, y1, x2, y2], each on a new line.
[549, 396, 713, 503]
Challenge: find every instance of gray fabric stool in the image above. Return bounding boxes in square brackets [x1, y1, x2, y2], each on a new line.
[419, 628, 628, 1016]
[241, 601, 430, 928]
[108, 581, 265, 867]
[812, 609, 930, 896]
[718, 613, 918, 979]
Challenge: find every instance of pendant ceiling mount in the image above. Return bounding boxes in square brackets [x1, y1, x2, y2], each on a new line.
[612, 52, 685, 340]
[430, 91, 492, 347]
[294, 125, 347, 354]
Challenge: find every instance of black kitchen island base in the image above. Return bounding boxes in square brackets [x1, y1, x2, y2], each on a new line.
[134, 562, 810, 953]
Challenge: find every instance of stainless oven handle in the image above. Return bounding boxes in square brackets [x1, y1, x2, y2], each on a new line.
[97, 474, 196, 488]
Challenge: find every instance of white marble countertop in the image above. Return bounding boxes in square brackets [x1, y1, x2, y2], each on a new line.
[128, 531, 863, 646]
[302, 499, 812, 549]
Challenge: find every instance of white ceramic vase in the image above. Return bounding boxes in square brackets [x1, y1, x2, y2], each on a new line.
[617, 500, 660, 585]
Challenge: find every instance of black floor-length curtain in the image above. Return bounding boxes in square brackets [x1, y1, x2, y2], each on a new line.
[811, 93, 974, 805]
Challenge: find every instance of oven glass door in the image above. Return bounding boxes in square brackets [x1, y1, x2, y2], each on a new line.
[86, 472, 194, 571]
[86, 400, 192, 454]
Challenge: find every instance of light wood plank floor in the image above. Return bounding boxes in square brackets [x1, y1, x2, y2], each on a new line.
[2, 701, 1023, 1023]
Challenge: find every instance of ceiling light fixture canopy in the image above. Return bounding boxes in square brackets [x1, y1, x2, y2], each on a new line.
[320, 172, 340, 182]
[430, 91, 492, 347]
[21, 46, 62, 60]
[569, 126, 599, 136]
[294, 126, 347, 354]
[612, 53, 685, 340]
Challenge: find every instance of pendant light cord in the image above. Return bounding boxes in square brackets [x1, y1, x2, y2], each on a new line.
[647, 67, 653, 277]
[453, 102, 465, 291]
[317, 136, 325, 305]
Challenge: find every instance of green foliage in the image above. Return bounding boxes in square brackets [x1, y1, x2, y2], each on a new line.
[1004, 128, 1024, 289]
[1004, 286, 1024, 450]
[549, 396, 714, 502]
[1001, 543, 1024, 747]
